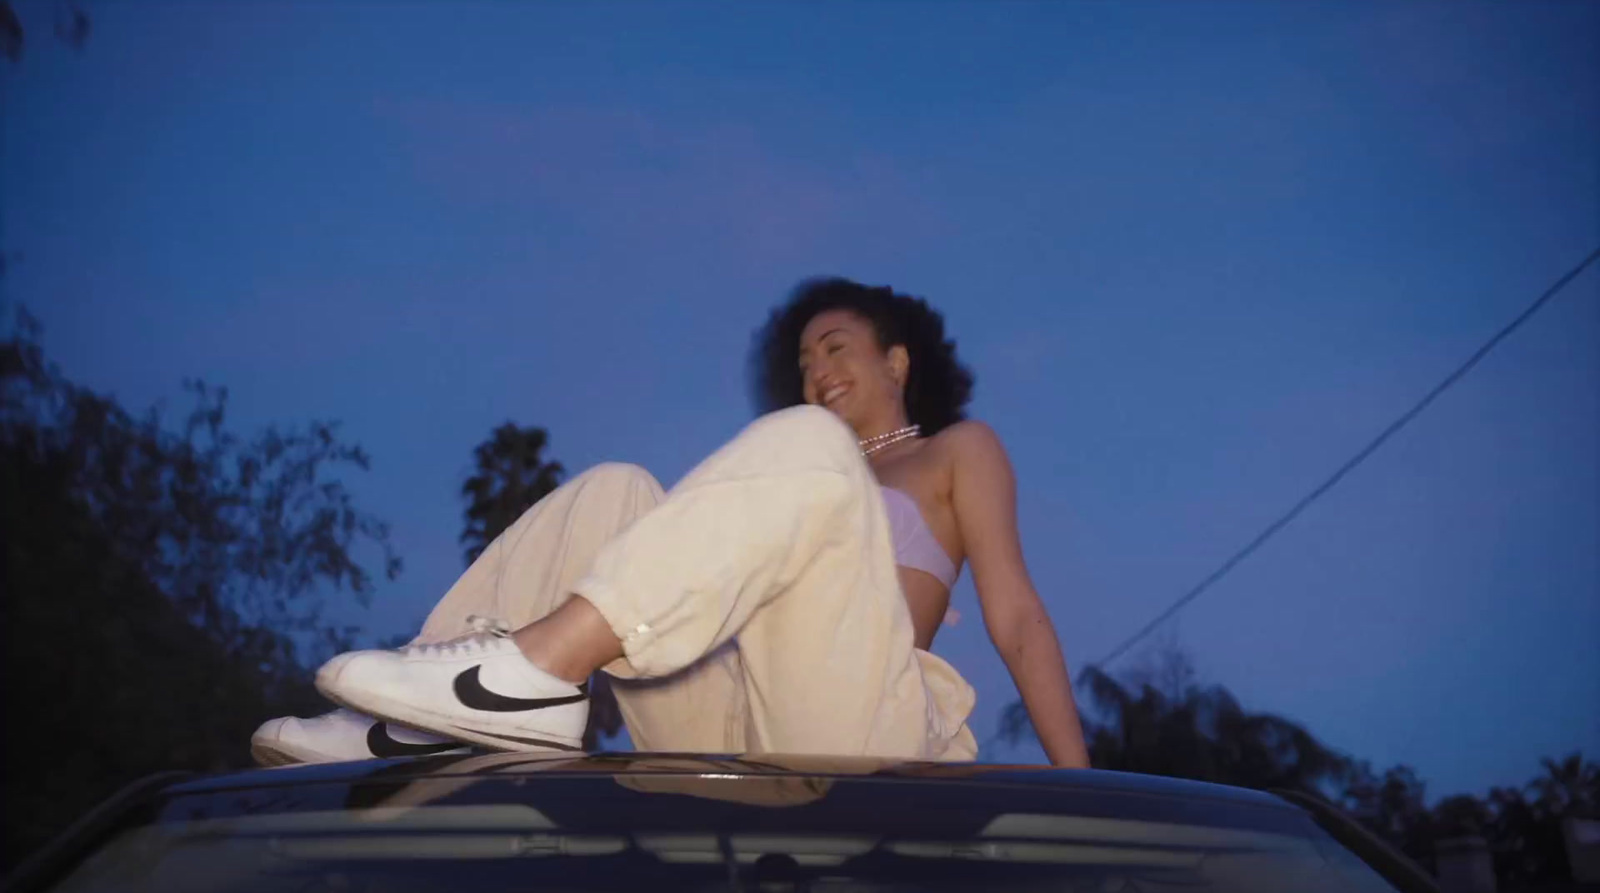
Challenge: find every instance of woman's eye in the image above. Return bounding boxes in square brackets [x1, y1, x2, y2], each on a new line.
[827, 344, 843, 355]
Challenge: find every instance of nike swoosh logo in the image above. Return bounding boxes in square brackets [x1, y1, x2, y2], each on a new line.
[365, 723, 467, 759]
[453, 665, 589, 713]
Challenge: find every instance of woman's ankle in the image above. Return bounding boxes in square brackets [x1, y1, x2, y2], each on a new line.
[511, 596, 624, 684]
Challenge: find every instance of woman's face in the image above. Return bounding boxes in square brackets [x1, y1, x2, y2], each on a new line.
[798, 309, 908, 431]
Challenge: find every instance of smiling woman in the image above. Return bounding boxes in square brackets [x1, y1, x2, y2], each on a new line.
[748, 279, 1089, 766]
[751, 278, 974, 439]
[251, 278, 1088, 769]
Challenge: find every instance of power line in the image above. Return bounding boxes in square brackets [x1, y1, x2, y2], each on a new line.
[1088, 244, 1600, 672]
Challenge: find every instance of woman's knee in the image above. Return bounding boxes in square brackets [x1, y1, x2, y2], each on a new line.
[576, 462, 662, 494]
[748, 405, 859, 463]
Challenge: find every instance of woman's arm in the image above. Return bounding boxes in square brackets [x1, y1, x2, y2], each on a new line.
[947, 421, 1090, 768]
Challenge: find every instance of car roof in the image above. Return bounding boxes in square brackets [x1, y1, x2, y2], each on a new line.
[168, 751, 1297, 810]
[15, 753, 1414, 893]
[13, 753, 1448, 893]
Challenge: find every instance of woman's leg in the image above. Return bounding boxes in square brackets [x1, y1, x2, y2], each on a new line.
[566, 405, 963, 758]
[412, 462, 665, 642]
[320, 406, 974, 758]
[263, 461, 748, 760]
[411, 461, 749, 753]
[255, 462, 669, 763]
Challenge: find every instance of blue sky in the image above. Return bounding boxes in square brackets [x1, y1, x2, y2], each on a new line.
[5, 1, 1596, 799]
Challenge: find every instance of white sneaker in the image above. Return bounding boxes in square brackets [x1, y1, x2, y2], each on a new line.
[250, 708, 470, 767]
[314, 621, 588, 753]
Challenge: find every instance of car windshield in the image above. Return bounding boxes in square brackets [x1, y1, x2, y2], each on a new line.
[50, 766, 1404, 893]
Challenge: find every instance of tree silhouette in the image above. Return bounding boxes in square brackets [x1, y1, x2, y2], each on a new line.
[1340, 762, 1440, 870]
[1068, 662, 1348, 794]
[1487, 752, 1600, 882]
[1001, 645, 1347, 794]
[2, 307, 400, 868]
[457, 423, 622, 750]
[459, 423, 564, 565]
[998, 645, 1599, 886]
[1532, 753, 1599, 817]
[0, 1, 88, 62]
[1, 3, 21, 62]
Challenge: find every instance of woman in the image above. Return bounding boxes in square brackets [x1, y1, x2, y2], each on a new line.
[252, 278, 1089, 767]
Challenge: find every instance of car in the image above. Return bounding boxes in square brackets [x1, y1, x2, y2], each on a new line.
[5, 752, 1440, 893]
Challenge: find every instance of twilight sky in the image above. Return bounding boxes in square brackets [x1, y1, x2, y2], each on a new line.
[5, 0, 1596, 799]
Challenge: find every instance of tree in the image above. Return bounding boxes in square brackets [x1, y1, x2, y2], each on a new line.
[0, 1, 89, 63]
[1498, 753, 1599, 883]
[459, 423, 564, 565]
[1339, 762, 1439, 869]
[1337, 753, 1600, 885]
[3, 311, 402, 665]
[1, 2, 21, 62]
[1, 307, 402, 867]
[1532, 752, 1600, 817]
[457, 423, 622, 750]
[1078, 666, 1349, 794]
[1001, 645, 1350, 795]
[997, 644, 1600, 887]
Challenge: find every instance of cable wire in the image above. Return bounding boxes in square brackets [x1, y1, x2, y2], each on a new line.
[1088, 244, 1600, 672]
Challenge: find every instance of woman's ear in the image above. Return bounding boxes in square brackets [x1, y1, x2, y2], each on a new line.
[888, 344, 910, 388]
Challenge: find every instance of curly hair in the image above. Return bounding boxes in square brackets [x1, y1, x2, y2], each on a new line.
[749, 277, 975, 435]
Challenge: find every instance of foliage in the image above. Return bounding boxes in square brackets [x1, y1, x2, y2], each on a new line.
[1, 308, 400, 867]
[459, 423, 564, 566]
[0, 1, 89, 64]
[1014, 650, 1349, 795]
[999, 646, 1600, 886]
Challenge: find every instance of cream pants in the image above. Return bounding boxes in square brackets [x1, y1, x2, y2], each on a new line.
[416, 406, 978, 760]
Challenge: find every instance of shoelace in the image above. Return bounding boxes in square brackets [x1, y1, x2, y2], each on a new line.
[401, 615, 512, 658]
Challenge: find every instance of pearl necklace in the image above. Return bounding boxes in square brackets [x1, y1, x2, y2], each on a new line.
[859, 424, 921, 457]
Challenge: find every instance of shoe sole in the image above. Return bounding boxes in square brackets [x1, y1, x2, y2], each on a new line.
[316, 671, 583, 754]
[250, 739, 344, 768]
[252, 736, 473, 768]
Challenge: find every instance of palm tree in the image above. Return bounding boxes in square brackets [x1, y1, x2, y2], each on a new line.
[1474, 754, 1599, 884]
[458, 423, 621, 750]
[1531, 752, 1599, 817]
[1000, 646, 1349, 796]
[1074, 664, 1350, 794]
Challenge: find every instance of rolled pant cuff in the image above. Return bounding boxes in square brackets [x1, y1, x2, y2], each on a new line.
[571, 574, 678, 680]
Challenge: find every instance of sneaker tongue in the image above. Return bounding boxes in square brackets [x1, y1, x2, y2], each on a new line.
[476, 633, 521, 656]
[466, 615, 512, 637]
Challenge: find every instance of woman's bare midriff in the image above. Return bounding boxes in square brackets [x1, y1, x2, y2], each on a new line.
[899, 567, 951, 651]
[874, 437, 961, 651]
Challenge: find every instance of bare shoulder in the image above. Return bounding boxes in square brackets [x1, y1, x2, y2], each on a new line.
[932, 419, 1009, 463]
[928, 420, 1013, 493]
